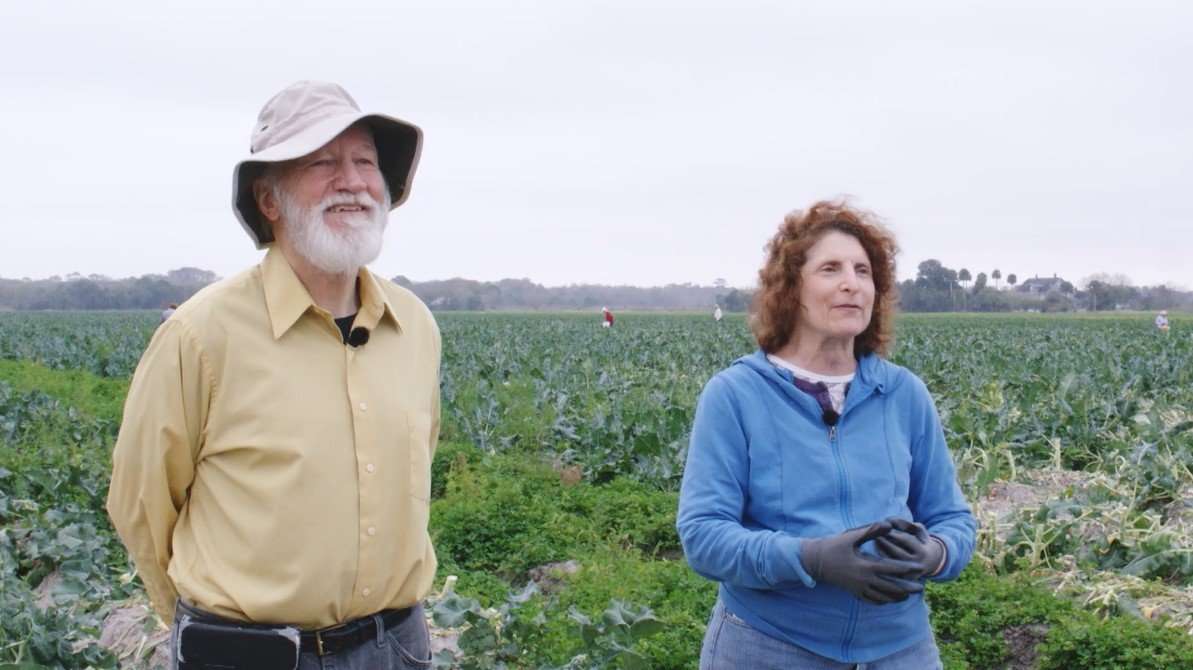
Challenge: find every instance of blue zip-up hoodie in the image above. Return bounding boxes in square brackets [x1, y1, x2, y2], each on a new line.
[677, 350, 976, 663]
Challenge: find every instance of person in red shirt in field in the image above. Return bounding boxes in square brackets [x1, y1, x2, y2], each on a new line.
[602, 306, 614, 328]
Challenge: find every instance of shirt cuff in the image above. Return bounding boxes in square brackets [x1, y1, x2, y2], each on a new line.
[929, 535, 948, 577]
[773, 533, 817, 588]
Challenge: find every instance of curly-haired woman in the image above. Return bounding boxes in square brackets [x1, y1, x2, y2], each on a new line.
[677, 201, 976, 669]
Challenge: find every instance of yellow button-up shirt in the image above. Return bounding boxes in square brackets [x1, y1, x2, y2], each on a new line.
[107, 247, 440, 628]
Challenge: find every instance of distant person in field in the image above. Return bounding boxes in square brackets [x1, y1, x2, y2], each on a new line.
[1155, 309, 1170, 332]
[107, 81, 439, 669]
[713, 305, 723, 322]
[159, 303, 178, 324]
[677, 201, 976, 669]
[602, 306, 614, 328]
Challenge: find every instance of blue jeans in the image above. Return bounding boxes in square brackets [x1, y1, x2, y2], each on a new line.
[699, 600, 943, 670]
[170, 601, 432, 670]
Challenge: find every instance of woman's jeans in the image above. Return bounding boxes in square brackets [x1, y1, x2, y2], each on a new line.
[699, 599, 943, 670]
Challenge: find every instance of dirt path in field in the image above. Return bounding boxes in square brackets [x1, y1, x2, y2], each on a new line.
[97, 601, 170, 669]
[971, 466, 1193, 660]
[974, 466, 1097, 536]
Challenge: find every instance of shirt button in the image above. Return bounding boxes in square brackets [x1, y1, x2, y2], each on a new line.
[366, 463, 376, 473]
[367, 526, 376, 536]
[362, 587, 371, 597]
[359, 401, 368, 411]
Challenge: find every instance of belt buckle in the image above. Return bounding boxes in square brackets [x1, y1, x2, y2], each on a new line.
[315, 630, 326, 656]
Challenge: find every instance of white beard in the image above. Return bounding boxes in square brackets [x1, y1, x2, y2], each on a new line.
[277, 188, 391, 275]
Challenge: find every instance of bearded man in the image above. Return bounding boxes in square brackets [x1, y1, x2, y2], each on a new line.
[107, 81, 440, 670]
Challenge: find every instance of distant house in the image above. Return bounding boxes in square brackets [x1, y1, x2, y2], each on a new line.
[1017, 275, 1069, 295]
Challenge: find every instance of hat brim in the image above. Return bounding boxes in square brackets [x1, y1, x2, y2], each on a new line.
[232, 112, 422, 248]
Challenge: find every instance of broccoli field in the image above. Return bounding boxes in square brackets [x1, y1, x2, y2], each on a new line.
[2, 310, 1191, 668]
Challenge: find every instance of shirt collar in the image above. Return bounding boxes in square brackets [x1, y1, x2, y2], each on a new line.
[765, 353, 856, 384]
[355, 262, 402, 334]
[262, 246, 401, 340]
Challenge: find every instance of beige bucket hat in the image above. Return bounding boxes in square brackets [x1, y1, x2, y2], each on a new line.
[232, 80, 423, 248]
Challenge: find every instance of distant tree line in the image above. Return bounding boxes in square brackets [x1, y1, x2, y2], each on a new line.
[899, 260, 1192, 312]
[391, 276, 737, 311]
[2, 262, 1187, 313]
[0, 269, 743, 312]
[0, 268, 219, 311]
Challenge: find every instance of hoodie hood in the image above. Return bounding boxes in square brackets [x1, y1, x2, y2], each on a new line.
[732, 350, 895, 414]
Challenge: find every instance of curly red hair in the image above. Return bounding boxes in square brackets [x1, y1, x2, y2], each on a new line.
[750, 200, 899, 357]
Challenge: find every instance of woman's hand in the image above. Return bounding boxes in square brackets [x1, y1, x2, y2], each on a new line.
[874, 517, 946, 578]
[799, 521, 925, 604]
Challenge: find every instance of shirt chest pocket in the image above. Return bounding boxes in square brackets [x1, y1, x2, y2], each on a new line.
[407, 410, 433, 502]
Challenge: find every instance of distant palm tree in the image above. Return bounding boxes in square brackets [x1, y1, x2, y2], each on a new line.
[1007, 273, 1018, 290]
[992, 269, 1002, 290]
[959, 268, 971, 290]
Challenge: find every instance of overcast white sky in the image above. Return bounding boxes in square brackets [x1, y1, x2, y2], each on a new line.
[2, 0, 1189, 289]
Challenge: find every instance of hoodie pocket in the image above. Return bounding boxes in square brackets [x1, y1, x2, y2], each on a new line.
[887, 429, 912, 505]
[879, 394, 914, 505]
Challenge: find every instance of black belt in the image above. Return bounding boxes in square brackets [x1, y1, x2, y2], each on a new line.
[179, 601, 414, 657]
[300, 607, 413, 656]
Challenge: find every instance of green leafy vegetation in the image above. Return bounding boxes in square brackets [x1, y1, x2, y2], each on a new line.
[2, 311, 1191, 668]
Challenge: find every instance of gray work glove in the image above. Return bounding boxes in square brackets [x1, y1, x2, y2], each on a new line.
[799, 521, 925, 604]
[874, 517, 945, 578]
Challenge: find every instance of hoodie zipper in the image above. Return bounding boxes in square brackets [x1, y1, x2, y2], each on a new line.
[829, 418, 861, 660]
[827, 421, 853, 528]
